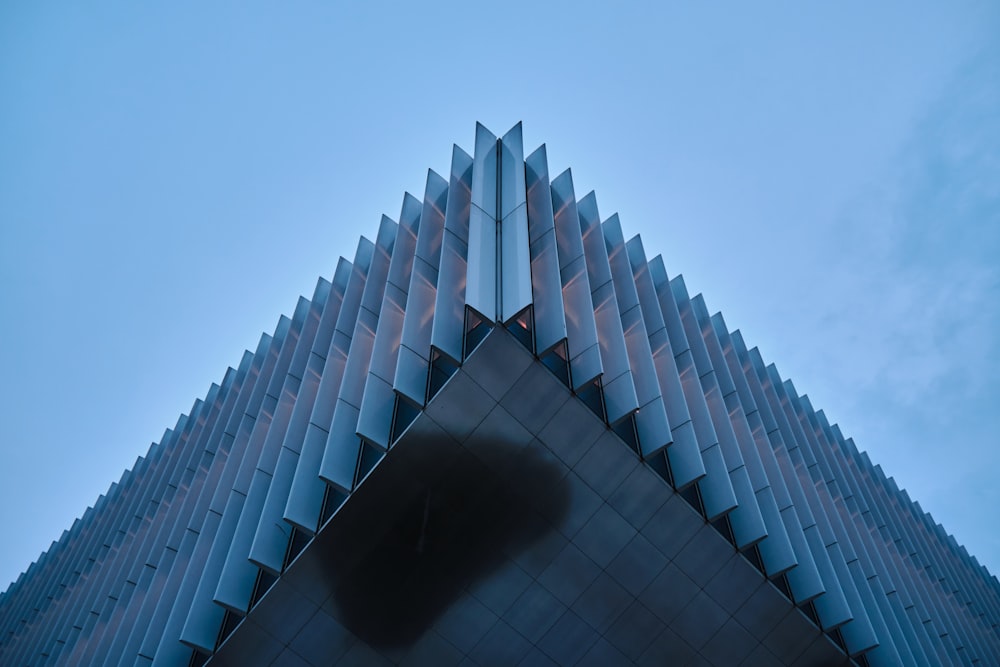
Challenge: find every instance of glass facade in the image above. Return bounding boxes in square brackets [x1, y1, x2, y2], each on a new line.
[1, 123, 998, 666]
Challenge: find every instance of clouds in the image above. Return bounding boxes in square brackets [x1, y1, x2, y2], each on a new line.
[838, 47, 999, 413]
[785, 45, 1000, 562]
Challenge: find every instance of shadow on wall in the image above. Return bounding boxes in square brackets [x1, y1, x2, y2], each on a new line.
[325, 435, 569, 648]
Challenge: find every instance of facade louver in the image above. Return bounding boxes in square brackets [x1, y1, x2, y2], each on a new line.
[2, 123, 998, 667]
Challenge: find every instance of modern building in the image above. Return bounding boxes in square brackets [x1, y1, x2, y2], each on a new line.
[1, 123, 998, 667]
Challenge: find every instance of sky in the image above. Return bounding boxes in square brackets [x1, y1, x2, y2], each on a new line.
[1, 2, 998, 592]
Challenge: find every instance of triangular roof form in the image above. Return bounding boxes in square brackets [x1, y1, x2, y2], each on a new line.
[1, 123, 998, 666]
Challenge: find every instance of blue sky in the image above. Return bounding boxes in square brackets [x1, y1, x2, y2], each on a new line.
[1, 2, 998, 591]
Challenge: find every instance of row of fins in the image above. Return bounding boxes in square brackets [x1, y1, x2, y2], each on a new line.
[1, 123, 998, 666]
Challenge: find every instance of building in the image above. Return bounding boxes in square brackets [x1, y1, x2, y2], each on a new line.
[1, 123, 998, 666]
